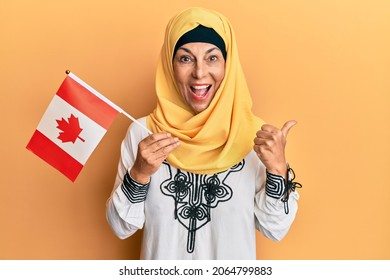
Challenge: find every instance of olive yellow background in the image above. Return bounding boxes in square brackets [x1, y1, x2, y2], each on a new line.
[1, 0, 389, 259]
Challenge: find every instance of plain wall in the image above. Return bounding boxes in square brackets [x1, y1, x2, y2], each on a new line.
[1, 0, 389, 259]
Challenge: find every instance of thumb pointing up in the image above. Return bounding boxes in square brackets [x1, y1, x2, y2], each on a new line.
[254, 120, 297, 176]
[281, 120, 297, 138]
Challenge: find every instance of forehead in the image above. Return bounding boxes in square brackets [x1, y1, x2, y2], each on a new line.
[176, 42, 222, 54]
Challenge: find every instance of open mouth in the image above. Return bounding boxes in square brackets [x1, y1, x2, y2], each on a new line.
[190, 85, 212, 100]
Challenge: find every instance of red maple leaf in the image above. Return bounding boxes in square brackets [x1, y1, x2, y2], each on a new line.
[56, 114, 85, 143]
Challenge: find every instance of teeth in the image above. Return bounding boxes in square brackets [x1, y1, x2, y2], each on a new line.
[192, 85, 209, 90]
[190, 85, 210, 98]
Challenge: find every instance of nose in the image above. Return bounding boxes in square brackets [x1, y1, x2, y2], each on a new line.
[192, 61, 206, 79]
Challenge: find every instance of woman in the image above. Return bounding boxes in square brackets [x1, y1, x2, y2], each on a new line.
[106, 7, 301, 259]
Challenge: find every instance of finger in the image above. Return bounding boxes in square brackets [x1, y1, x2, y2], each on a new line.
[138, 137, 180, 166]
[154, 145, 178, 162]
[152, 137, 180, 154]
[139, 133, 179, 158]
[140, 133, 175, 152]
[256, 130, 274, 139]
[253, 139, 274, 150]
[281, 120, 297, 138]
[153, 139, 181, 159]
[143, 132, 173, 145]
[253, 143, 272, 155]
[253, 136, 271, 145]
[260, 124, 277, 133]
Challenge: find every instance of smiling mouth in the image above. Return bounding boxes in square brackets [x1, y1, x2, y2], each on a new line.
[190, 85, 211, 100]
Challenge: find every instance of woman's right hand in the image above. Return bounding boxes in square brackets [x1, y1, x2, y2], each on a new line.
[130, 132, 180, 184]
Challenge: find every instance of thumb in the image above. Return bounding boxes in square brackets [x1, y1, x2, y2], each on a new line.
[281, 120, 297, 138]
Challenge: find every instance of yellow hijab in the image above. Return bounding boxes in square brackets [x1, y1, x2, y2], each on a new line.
[147, 7, 264, 174]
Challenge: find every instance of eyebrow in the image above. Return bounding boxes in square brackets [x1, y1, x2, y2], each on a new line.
[178, 47, 220, 56]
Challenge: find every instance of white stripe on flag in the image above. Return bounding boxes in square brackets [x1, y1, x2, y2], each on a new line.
[36, 95, 107, 164]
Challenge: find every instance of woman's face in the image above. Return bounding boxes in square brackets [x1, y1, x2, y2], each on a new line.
[173, 42, 225, 114]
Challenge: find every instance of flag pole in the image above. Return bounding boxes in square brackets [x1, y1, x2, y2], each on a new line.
[121, 111, 152, 135]
[65, 70, 152, 135]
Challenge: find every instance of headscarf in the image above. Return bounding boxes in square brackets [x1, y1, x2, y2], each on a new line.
[147, 7, 264, 174]
[173, 24, 227, 60]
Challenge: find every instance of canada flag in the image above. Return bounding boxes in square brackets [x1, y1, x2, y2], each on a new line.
[26, 73, 120, 181]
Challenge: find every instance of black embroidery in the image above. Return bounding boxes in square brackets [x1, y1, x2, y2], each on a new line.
[121, 171, 150, 203]
[265, 171, 285, 199]
[265, 167, 302, 214]
[160, 161, 244, 253]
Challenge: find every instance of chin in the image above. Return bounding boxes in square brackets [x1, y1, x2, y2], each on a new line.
[192, 105, 208, 114]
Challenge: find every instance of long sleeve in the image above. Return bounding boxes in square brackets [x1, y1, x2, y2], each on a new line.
[106, 118, 149, 239]
[254, 160, 300, 242]
[106, 122, 300, 258]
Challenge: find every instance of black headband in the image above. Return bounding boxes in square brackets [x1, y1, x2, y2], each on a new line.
[173, 25, 227, 60]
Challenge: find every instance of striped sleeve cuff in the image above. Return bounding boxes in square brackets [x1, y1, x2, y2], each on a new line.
[265, 171, 286, 199]
[121, 171, 150, 203]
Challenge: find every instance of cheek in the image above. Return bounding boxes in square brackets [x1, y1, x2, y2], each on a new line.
[173, 69, 186, 91]
[213, 66, 226, 87]
[173, 71, 192, 104]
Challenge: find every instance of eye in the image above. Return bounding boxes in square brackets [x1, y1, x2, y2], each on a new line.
[179, 55, 192, 63]
[208, 55, 219, 62]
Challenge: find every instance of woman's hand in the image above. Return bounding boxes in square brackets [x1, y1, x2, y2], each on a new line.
[130, 132, 180, 184]
[253, 120, 297, 177]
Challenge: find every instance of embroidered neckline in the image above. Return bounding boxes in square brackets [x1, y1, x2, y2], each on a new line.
[160, 160, 245, 253]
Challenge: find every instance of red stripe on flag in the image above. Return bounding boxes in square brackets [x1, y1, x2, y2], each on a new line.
[26, 130, 83, 182]
[56, 76, 119, 129]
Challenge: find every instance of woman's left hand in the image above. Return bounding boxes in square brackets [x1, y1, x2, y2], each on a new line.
[253, 120, 297, 177]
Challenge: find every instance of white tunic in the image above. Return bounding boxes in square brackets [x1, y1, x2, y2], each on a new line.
[106, 117, 299, 259]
